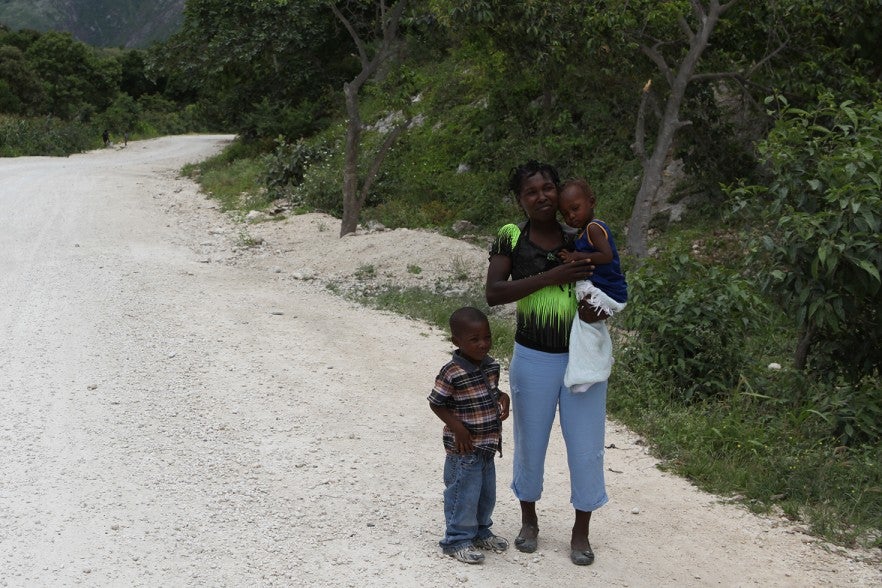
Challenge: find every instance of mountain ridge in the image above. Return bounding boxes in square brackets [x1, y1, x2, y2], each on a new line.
[0, 0, 184, 48]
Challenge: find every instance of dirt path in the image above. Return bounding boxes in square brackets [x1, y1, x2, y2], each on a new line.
[1, 135, 879, 587]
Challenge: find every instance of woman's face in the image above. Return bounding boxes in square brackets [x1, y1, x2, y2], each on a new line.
[517, 172, 559, 222]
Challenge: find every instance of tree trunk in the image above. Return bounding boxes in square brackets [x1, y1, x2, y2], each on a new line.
[794, 324, 815, 370]
[332, 0, 408, 237]
[626, 1, 732, 258]
[340, 81, 362, 236]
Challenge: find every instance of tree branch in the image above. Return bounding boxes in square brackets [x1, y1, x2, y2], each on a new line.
[719, 0, 741, 15]
[330, 3, 368, 67]
[678, 15, 694, 40]
[689, 36, 786, 86]
[640, 43, 673, 86]
[359, 120, 409, 205]
[632, 80, 651, 163]
[690, 0, 706, 23]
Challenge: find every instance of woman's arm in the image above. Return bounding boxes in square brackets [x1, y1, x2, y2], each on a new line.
[485, 254, 595, 306]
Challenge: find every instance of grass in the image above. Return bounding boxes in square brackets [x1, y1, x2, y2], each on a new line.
[182, 141, 271, 212]
[610, 364, 882, 549]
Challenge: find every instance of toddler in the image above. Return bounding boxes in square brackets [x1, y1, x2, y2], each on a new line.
[558, 179, 628, 392]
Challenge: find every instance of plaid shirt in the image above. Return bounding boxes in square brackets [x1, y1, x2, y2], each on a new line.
[428, 351, 503, 457]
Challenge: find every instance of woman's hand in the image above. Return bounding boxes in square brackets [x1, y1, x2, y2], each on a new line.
[545, 258, 594, 286]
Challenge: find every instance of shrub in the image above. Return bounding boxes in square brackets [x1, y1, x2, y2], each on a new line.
[261, 136, 330, 201]
[621, 253, 766, 402]
[729, 95, 882, 379]
[0, 115, 97, 156]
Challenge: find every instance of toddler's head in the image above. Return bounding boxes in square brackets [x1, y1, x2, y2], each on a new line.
[449, 307, 492, 365]
[559, 179, 596, 229]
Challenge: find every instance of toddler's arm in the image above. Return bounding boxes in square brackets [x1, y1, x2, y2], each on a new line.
[430, 403, 474, 453]
[585, 222, 614, 265]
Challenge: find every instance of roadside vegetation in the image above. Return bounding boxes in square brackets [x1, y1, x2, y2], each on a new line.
[3, 1, 880, 550]
[0, 24, 209, 156]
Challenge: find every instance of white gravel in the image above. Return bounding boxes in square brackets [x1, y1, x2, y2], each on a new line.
[1, 135, 879, 587]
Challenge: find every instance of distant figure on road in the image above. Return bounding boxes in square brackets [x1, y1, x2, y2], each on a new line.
[102, 129, 109, 147]
[124, 131, 129, 147]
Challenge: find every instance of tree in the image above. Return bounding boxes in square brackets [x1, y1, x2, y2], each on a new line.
[156, 0, 353, 137]
[0, 44, 45, 115]
[24, 31, 120, 120]
[331, 0, 409, 236]
[615, 1, 745, 257]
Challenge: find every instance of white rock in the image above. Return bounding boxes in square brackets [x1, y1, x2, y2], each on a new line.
[768, 362, 782, 370]
[245, 210, 267, 223]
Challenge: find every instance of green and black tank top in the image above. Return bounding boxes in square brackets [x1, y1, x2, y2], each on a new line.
[489, 221, 578, 353]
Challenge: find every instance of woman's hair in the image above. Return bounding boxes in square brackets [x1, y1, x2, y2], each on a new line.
[561, 178, 595, 200]
[508, 161, 560, 196]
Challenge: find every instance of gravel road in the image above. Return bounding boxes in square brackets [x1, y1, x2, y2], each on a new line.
[1, 135, 879, 587]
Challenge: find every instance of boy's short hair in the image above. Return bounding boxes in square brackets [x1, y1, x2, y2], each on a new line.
[561, 178, 595, 200]
[449, 306, 489, 337]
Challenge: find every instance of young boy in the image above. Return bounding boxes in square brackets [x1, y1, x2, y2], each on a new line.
[428, 307, 511, 564]
[558, 179, 628, 392]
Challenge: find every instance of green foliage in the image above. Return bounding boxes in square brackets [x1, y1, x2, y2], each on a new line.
[810, 377, 882, 446]
[98, 93, 140, 133]
[23, 31, 120, 120]
[0, 27, 197, 154]
[729, 95, 882, 381]
[621, 252, 767, 402]
[284, 126, 345, 216]
[261, 136, 331, 201]
[183, 140, 269, 211]
[155, 0, 354, 138]
[0, 115, 98, 156]
[609, 370, 882, 547]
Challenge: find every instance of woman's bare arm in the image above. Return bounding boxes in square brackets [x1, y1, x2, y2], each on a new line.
[485, 254, 595, 306]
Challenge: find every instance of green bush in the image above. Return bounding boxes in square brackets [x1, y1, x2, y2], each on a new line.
[729, 95, 882, 380]
[289, 127, 345, 216]
[261, 136, 331, 201]
[0, 115, 98, 156]
[621, 253, 766, 402]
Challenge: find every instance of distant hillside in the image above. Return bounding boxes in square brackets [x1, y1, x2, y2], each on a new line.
[0, 0, 184, 48]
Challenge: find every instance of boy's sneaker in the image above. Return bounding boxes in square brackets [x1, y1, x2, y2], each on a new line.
[448, 545, 485, 564]
[474, 534, 509, 552]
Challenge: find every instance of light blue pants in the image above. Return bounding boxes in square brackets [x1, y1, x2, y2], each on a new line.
[510, 343, 609, 512]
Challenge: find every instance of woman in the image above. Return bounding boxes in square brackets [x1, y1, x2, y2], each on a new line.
[485, 161, 609, 566]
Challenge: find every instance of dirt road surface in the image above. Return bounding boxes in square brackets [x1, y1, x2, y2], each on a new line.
[1, 135, 879, 587]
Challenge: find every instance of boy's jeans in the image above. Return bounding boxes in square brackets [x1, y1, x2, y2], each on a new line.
[440, 451, 496, 552]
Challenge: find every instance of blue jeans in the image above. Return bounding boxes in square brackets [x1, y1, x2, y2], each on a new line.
[440, 451, 497, 552]
[510, 343, 609, 512]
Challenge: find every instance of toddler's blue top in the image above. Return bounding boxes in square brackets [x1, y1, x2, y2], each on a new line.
[573, 219, 628, 303]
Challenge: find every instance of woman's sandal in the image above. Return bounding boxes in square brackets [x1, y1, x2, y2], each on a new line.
[570, 542, 595, 566]
[514, 524, 539, 553]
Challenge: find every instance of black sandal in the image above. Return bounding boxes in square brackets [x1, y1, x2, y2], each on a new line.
[514, 524, 539, 553]
[570, 542, 595, 566]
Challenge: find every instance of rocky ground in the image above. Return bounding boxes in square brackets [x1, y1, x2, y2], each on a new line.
[1, 135, 879, 587]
